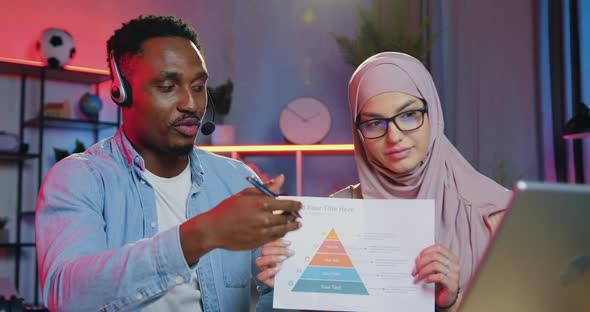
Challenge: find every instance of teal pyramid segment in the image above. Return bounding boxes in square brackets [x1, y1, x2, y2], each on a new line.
[299, 267, 362, 282]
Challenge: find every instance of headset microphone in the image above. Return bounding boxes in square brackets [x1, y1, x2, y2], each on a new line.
[201, 120, 215, 135]
[201, 89, 216, 135]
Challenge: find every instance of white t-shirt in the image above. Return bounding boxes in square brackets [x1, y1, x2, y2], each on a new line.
[142, 162, 203, 312]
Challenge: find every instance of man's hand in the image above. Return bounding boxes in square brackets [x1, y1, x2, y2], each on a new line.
[180, 175, 302, 264]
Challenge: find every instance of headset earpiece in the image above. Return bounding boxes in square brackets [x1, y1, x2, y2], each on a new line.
[109, 51, 132, 107]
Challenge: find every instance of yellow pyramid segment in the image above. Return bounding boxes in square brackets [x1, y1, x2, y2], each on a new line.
[326, 228, 340, 240]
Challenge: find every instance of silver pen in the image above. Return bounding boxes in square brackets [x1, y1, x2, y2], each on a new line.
[246, 176, 302, 219]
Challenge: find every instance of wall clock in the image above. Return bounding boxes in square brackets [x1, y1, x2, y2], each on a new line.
[279, 97, 332, 144]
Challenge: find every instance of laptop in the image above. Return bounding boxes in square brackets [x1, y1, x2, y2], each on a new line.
[458, 181, 590, 312]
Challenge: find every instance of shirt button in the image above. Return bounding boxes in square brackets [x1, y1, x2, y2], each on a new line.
[140, 179, 146, 184]
[150, 222, 156, 229]
[175, 275, 185, 284]
[135, 292, 143, 300]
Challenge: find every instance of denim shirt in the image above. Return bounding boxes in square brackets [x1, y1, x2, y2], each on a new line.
[35, 129, 272, 311]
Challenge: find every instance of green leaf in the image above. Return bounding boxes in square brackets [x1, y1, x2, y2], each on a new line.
[331, 34, 356, 65]
[73, 139, 86, 154]
[53, 147, 70, 162]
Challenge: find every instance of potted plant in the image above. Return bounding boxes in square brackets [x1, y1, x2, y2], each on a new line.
[332, 2, 438, 67]
[0, 217, 8, 243]
[53, 139, 86, 162]
[207, 79, 235, 145]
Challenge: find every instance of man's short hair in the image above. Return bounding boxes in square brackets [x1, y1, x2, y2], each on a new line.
[106, 15, 201, 77]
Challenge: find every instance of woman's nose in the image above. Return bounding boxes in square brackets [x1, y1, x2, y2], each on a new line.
[385, 121, 403, 144]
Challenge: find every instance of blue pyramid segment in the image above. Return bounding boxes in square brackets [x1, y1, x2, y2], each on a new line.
[292, 279, 369, 294]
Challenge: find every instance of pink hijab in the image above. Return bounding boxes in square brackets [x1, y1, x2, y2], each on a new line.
[349, 52, 511, 289]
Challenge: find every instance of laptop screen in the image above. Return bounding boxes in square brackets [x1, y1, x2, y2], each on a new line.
[458, 181, 590, 312]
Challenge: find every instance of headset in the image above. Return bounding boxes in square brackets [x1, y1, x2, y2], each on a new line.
[109, 51, 216, 135]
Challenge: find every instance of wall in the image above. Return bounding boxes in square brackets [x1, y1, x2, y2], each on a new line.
[226, 0, 363, 195]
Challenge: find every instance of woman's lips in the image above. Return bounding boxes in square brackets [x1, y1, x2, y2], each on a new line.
[385, 147, 412, 160]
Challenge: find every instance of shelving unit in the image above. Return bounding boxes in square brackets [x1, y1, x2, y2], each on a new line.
[24, 116, 120, 129]
[0, 152, 41, 161]
[0, 58, 118, 305]
[0, 243, 36, 248]
[201, 144, 355, 195]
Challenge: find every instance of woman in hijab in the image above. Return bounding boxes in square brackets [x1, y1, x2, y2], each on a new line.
[329, 51, 512, 310]
[256, 52, 511, 311]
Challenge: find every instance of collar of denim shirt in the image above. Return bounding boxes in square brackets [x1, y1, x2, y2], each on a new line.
[113, 128, 205, 186]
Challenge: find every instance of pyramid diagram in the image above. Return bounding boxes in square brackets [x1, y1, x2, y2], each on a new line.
[292, 228, 369, 295]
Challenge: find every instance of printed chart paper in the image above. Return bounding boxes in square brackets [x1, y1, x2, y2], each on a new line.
[273, 197, 435, 312]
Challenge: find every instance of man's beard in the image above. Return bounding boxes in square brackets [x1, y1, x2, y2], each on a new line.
[171, 144, 194, 156]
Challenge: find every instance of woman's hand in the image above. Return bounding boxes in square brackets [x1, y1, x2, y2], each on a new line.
[255, 238, 295, 287]
[412, 244, 460, 308]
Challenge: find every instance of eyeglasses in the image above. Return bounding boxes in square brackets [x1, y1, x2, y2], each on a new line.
[356, 108, 428, 139]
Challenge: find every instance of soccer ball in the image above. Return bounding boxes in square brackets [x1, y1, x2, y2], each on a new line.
[37, 28, 76, 68]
